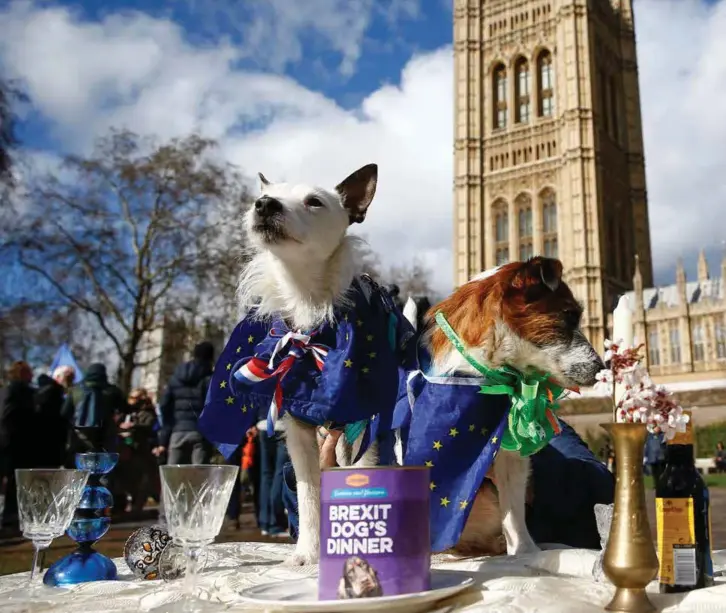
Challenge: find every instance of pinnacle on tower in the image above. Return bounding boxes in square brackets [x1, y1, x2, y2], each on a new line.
[697, 249, 709, 283]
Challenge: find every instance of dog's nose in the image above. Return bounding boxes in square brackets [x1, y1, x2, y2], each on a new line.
[255, 196, 283, 217]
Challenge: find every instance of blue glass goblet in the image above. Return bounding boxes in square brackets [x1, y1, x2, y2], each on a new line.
[44, 452, 120, 586]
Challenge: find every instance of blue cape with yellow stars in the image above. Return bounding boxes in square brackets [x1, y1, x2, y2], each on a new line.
[199, 275, 415, 462]
[393, 347, 517, 553]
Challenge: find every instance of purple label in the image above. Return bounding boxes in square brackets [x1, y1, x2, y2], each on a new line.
[318, 467, 431, 601]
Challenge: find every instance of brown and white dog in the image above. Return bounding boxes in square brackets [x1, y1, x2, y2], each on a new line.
[403, 257, 605, 556]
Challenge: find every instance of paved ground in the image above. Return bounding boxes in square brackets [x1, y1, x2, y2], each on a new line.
[2, 491, 725, 577]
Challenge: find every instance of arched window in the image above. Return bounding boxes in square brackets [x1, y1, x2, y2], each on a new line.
[541, 190, 558, 259]
[493, 64, 508, 130]
[516, 194, 533, 261]
[538, 50, 554, 117]
[515, 57, 530, 124]
[493, 200, 509, 265]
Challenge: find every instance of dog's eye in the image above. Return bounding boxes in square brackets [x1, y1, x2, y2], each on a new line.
[305, 197, 324, 208]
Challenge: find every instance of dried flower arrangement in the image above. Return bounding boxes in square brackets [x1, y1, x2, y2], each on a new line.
[594, 339, 690, 440]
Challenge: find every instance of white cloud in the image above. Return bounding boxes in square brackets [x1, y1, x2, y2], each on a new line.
[170, 0, 420, 76]
[0, 0, 725, 296]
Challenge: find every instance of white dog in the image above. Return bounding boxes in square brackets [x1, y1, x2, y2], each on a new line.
[237, 164, 380, 566]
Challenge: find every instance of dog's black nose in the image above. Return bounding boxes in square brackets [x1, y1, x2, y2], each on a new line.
[255, 196, 283, 217]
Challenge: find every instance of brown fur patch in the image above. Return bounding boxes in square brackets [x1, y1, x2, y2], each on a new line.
[427, 257, 583, 362]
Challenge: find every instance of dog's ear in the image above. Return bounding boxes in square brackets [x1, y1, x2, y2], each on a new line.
[258, 172, 271, 189]
[336, 164, 378, 224]
[511, 257, 563, 293]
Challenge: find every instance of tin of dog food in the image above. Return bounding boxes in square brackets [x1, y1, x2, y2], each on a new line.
[319, 466, 431, 601]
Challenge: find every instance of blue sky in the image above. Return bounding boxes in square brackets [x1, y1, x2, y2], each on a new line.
[3, 0, 726, 295]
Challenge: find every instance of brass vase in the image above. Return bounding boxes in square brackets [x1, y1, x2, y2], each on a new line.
[600, 422, 659, 613]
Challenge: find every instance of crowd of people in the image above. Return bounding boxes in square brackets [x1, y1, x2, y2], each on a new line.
[0, 341, 291, 539]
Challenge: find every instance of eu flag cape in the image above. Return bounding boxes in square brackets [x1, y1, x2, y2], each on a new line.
[199, 275, 415, 461]
[393, 344, 560, 552]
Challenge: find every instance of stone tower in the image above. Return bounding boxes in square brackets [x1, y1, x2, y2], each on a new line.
[453, 0, 654, 349]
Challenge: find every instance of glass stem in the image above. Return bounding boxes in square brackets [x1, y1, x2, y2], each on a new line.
[29, 543, 48, 594]
[183, 546, 203, 600]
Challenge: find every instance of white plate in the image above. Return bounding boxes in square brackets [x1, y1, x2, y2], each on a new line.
[235, 570, 474, 611]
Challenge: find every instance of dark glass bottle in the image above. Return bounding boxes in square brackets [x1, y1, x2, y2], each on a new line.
[655, 412, 714, 593]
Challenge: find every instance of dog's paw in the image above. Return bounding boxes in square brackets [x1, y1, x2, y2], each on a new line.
[282, 547, 319, 566]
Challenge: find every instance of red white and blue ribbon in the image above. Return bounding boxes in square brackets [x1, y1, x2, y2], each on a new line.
[233, 329, 329, 434]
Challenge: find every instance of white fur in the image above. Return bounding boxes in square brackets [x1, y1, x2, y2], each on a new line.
[240, 167, 377, 566]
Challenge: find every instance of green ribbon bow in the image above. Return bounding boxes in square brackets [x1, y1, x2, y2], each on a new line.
[435, 311, 565, 457]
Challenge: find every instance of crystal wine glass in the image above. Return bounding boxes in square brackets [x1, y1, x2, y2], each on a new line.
[151, 464, 238, 613]
[9, 468, 89, 601]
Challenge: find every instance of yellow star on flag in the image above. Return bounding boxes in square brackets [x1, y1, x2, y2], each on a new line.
[220, 380, 227, 389]
[459, 500, 469, 510]
[440, 497, 450, 508]
[344, 359, 353, 368]
[429, 481, 437, 491]
[343, 314, 349, 321]
[468, 424, 476, 432]
[356, 319, 363, 327]
[491, 436, 498, 443]
[433, 440, 443, 451]
[424, 460, 434, 467]
[480, 427, 488, 436]
[248, 335, 254, 343]
[225, 396, 234, 405]
[449, 428, 459, 437]
[236, 346, 241, 353]
[362, 366, 370, 374]
[366, 334, 374, 341]
[368, 352, 377, 359]
[241, 405, 248, 413]
[226, 363, 232, 371]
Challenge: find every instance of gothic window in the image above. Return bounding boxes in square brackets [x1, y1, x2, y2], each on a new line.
[648, 328, 660, 366]
[599, 69, 610, 134]
[692, 320, 705, 362]
[515, 57, 530, 124]
[716, 316, 726, 360]
[493, 64, 508, 130]
[609, 75, 620, 142]
[541, 190, 558, 259]
[669, 321, 681, 365]
[538, 50, 554, 117]
[516, 194, 533, 261]
[493, 200, 509, 265]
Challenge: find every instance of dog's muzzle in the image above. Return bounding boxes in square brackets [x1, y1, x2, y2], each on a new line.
[254, 196, 283, 218]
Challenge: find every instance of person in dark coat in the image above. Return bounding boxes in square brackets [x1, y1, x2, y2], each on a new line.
[157, 342, 215, 465]
[61, 363, 126, 458]
[0, 361, 36, 529]
[35, 374, 67, 468]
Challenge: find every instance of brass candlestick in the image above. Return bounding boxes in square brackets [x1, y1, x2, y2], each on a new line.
[601, 422, 658, 613]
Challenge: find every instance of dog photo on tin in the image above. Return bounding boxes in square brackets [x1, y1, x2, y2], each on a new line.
[198, 163, 413, 565]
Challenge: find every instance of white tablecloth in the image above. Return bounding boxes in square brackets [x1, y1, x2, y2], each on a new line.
[1, 543, 724, 612]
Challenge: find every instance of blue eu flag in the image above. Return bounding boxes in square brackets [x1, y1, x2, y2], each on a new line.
[394, 351, 511, 552]
[199, 276, 414, 461]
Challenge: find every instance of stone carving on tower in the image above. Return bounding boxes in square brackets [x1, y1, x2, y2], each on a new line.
[453, 0, 654, 349]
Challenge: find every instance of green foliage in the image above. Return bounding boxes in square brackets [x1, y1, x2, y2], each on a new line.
[694, 421, 726, 457]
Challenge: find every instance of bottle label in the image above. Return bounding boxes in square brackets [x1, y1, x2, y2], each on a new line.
[656, 497, 696, 586]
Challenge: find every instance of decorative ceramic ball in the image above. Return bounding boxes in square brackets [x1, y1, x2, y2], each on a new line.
[124, 524, 172, 580]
